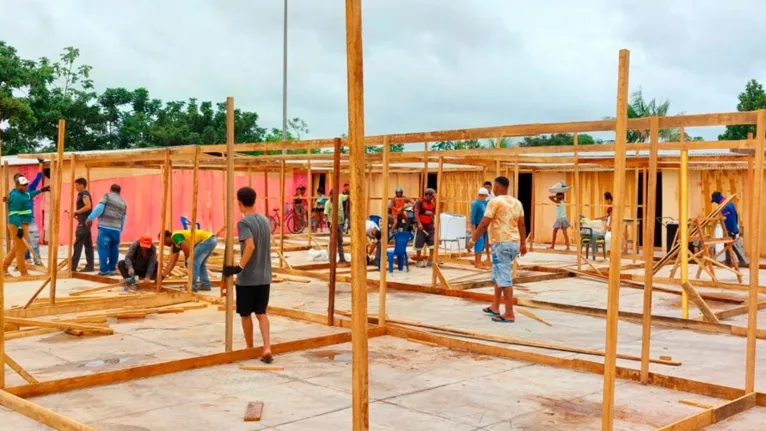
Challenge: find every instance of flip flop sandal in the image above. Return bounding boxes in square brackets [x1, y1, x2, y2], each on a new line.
[260, 355, 274, 364]
[482, 307, 499, 316]
[492, 315, 515, 323]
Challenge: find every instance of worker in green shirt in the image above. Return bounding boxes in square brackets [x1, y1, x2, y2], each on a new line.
[323, 189, 348, 263]
[4, 176, 50, 276]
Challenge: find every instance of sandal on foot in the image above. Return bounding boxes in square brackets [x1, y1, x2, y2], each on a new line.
[260, 354, 273, 364]
[482, 307, 499, 316]
[492, 315, 515, 323]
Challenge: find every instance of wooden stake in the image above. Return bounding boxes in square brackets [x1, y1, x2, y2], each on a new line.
[307, 159, 313, 248]
[66, 155, 76, 276]
[279, 160, 285, 268]
[157, 150, 171, 292]
[573, 134, 582, 271]
[345, 0, 370, 427]
[602, 48, 629, 431]
[680, 130, 689, 319]
[379, 136, 390, 327]
[187, 147, 200, 293]
[225, 97, 236, 352]
[745, 110, 765, 393]
[431, 157, 444, 288]
[328, 137, 341, 326]
[640, 116, 659, 384]
[0, 109, 5, 388]
[50, 120, 66, 305]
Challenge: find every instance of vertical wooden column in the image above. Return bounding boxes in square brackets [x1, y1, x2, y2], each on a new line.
[573, 134, 582, 270]
[328, 137, 342, 326]
[308, 160, 313, 247]
[379, 136, 390, 326]
[745, 110, 765, 393]
[221, 166, 227, 223]
[224, 97, 236, 352]
[0, 110, 5, 388]
[746, 133, 754, 244]
[422, 142, 428, 194]
[3, 161, 9, 253]
[168, 166, 173, 230]
[601, 48, 630, 431]
[248, 166, 253, 188]
[345, 0, 370, 427]
[66, 155, 77, 276]
[430, 157, 444, 288]
[186, 147, 201, 293]
[49, 120, 66, 305]
[512, 161, 520, 278]
[366, 165, 372, 215]
[279, 160, 286, 267]
[264, 170, 269, 217]
[632, 169, 639, 262]
[157, 150, 171, 291]
[679, 129, 689, 319]
[640, 116, 659, 383]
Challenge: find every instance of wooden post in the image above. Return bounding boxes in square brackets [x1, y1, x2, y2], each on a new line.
[248, 166, 253, 188]
[601, 48, 629, 431]
[640, 116, 659, 384]
[379, 136, 390, 327]
[328, 138, 341, 326]
[156, 150, 171, 292]
[186, 146, 200, 293]
[431, 157, 444, 288]
[4, 161, 9, 253]
[0, 110, 5, 388]
[745, 110, 765, 393]
[225, 97, 236, 352]
[632, 168, 639, 263]
[49, 120, 66, 305]
[308, 160, 313, 247]
[573, 134, 582, 271]
[679, 129, 689, 319]
[345, 0, 370, 427]
[264, 170, 269, 217]
[422, 142, 428, 194]
[279, 160, 286, 267]
[168, 165, 173, 229]
[513, 161, 520, 278]
[366, 165, 372, 215]
[66, 155, 76, 276]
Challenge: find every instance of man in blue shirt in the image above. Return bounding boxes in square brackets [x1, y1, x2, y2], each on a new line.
[470, 187, 490, 268]
[11, 172, 44, 265]
[711, 191, 748, 267]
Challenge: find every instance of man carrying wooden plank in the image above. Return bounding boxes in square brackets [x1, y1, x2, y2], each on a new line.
[160, 228, 217, 292]
[118, 236, 158, 291]
[469, 176, 526, 323]
[223, 187, 273, 363]
[86, 184, 128, 276]
[711, 191, 748, 268]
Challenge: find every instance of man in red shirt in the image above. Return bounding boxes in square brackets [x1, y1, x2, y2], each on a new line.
[414, 188, 436, 268]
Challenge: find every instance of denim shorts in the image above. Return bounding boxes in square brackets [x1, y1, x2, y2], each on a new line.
[491, 242, 520, 287]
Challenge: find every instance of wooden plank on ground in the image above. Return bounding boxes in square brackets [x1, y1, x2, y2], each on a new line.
[4, 292, 195, 318]
[0, 389, 97, 430]
[239, 364, 284, 371]
[680, 281, 720, 324]
[3, 317, 113, 335]
[244, 401, 264, 422]
[658, 393, 755, 430]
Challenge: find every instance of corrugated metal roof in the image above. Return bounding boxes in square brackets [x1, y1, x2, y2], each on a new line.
[0, 155, 40, 166]
[518, 149, 737, 158]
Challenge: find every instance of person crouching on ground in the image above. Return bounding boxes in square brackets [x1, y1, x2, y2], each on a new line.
[414, 188, 437, 268]
[118, 236, 158, 291]
[4, 176, 50, 276]
[548, 192, 570, 250]
[159, 228, 218, 292]
[468, 176, 526, 323]
[223, 186, 273, 363]
[470, 187, 490, 268]
[365, 219, 382, 265]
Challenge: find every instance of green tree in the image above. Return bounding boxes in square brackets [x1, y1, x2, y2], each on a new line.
[718, 79, 766, 140]
[607, 89, 702, 142]
[430, 139, 484, 150]
[519, 133, 598, 147]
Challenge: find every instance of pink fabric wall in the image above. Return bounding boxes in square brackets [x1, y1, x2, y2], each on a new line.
[48, 171, 296, 245]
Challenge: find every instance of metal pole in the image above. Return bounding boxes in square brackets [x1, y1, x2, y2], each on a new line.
[281, 0, 288, 155]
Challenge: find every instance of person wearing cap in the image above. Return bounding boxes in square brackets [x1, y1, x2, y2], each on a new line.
[483, 181, 496, 200]
[388, 186, 413, 232]
[9, 171, 45, 265]
[117, 236, 158, 290]
[711, 191, 748, 267]
[4, 175, 50, 276]
[414, 188, 437, 267]
[160, 228, 218, 291]
[470, 187, 490, 268]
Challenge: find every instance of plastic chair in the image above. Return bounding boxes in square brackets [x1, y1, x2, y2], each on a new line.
[180, 216, 201, 230]
[387, 231, 413, 273]
[580, 227, 606, 260]
[369, 215, 382, 226]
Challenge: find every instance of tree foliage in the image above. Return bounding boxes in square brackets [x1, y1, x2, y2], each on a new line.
[519, 133, 599, 147]
[718, 79, 766, 140]
[606, 89, 702, 143]
[0, 42, 310, 155]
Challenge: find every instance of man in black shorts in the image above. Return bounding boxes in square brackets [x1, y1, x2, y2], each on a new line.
[223, 186, 273, 363]
[414, 188, 436, 268]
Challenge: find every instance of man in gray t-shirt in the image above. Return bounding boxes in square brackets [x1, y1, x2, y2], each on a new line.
[223, 187, 273, 363]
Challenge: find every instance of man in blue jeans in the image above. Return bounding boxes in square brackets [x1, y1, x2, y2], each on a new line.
[160, 229, 217, 291]
[470, 186, 490, 268]
[86, 184, 127, 275]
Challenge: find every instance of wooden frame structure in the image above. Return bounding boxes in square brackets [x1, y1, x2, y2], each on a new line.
[1, 29, 765, 431]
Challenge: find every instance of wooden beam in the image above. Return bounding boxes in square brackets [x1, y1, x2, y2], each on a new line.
[746, 110, 765, 393]
[0, 114, 4, 388]
[640, 116, 659, 384]
[573, 134, 581, 271]
[4, 317, 113, 335]
[379, 135, 390, 327]
[187, 146, 201, 293]
[680, 281, 720, 324]
[50, 119, 66, 305]
[602, 48, 629, 431]
[657, 393, 756, 431]
[225, 97, 236, 352]
[431, 157, 444, 288]
[5, 292, 195, 319]
[279, 160, 286, 268]
[66, 154, 76, 276]
[156, 150, 171, 292]
[5, 353, 38, 384]
[328, 137, 342, 326]
[345, 0, 370, 428]
[680, 132, 690, 318]
[0, 389, 96, 431]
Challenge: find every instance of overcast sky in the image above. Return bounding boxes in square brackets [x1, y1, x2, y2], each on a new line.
[2, 0, 764, 141]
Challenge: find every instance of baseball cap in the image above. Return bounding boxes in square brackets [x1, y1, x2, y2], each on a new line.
[478, 187, 489, 196]
[16, 176, 29, 185]
[711, 191, 723, 203]
[139, 236, 153, 248]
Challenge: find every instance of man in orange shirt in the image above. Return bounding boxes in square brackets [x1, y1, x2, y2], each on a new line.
[469, 176, 526, 323]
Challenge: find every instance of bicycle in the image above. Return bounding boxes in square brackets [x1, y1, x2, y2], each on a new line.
[269, 204, 307, 234]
